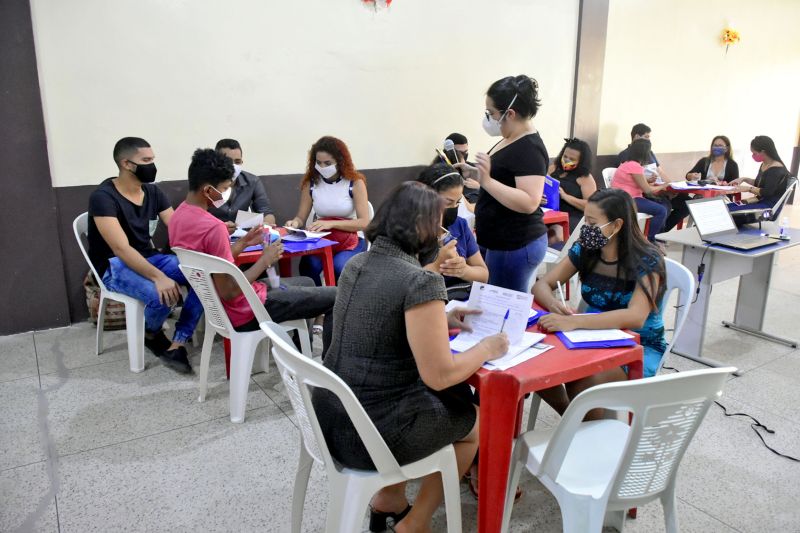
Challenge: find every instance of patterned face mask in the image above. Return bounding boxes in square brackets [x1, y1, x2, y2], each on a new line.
[578, 221, 615, 250]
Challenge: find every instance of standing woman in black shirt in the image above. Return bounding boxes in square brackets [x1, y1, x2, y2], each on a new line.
[457, 75, 549, 292]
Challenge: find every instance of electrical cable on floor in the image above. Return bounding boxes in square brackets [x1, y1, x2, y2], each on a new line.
[660, 365, 799, 462]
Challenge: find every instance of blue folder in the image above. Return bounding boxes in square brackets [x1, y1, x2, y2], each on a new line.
[555, 330, 637, 350]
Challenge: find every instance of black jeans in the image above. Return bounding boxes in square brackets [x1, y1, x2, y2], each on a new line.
[235, 276, 336, 356]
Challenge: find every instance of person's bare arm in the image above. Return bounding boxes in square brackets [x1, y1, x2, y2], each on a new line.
[211, 241, 283, 300]
[559, 175, 597, 211]
[158, 207, 174, 226]
[285, 183, 313, 228]
[94, 216, 180, 305]
[406, 300, 508, 391]
[439, 251, 489, 283]
[633, 173, 666, 195]
[532, 255, 579, 315]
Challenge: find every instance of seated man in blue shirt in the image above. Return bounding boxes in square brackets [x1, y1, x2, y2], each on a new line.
[212, 138, 276, 232]
[87, 137, 201, 374]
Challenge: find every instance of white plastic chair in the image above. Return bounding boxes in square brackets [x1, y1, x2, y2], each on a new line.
[73, 212, 147, 373]
[602, 167, 617, 189]
[539, 217, 586, 299]
[503, 367, 736, 533]
[172, 248, 310, 423]
[261, 321, 463, 533]
[657, 259, 695, 375]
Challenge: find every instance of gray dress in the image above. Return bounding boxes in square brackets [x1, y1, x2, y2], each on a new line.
[312, 237, 476, 470]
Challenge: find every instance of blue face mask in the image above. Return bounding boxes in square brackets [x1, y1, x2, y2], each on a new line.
[711, 146, 726, 157]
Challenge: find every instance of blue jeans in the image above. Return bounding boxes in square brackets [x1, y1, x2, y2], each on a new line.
[102, 254, 203, 343]
[634, 196, 668, 240]
[481, 234, 548, 293]
[300, 238, 367, 286]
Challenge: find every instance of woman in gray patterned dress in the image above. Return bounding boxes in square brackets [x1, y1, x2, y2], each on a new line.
[312, 182, 508, 532]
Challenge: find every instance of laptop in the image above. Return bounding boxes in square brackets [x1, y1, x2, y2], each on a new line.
[686, 197, 775, 250]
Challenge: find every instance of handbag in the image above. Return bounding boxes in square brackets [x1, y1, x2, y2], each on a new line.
[84, 271, 127, 330]
[317, 217, 359, 252]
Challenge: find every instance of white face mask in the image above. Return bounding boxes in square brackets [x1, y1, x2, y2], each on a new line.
[482, 93, 518, 137]
[221, 186, 232, 203]
[315, 163, 338, 180]
[232, 164, 242, 181]
[208, 186, 227, 209]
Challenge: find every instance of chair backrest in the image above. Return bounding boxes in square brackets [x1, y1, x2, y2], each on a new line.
[602, 167, 617, 189]
[261, 321, 402, 475]
[556, 217, 585, 262]
[172, 247, 270, 337]
[538, 367, 735, 507]
[767, 177, 797, 221]
[73, 212, 108, 291]
[659, 258, 694, 374]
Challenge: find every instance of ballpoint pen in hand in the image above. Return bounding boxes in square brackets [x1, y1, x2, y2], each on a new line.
[557, 281, 567, 311]
[500, 309, 510, 333]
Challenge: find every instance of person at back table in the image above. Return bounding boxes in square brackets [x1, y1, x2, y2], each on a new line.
[728, 135, 790, 212]
[285, 136, 370, 285]
[210, 138, 276, 232]
[616, 123, 672, 182]
[532, 188, 667, 417]
[546, 137, 597, 241]
[416, 163, 489, 301]
[686, 135, 739, 184]
[434, 132, 480, 211]
[312, 182, 508, 533]
[87, 137, 202, 374]
[168, 149, 337, 353]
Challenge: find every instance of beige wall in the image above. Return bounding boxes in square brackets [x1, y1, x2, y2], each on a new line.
[598, 0, 800, 177]
[31, 0, 579, 187]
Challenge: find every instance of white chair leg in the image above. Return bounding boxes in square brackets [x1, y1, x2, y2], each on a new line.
[526, 393, 542, 432]
[252, 338, 270, 374]
[328, 477, 375, 533]
[296, 325, 312, 358]
[292, 442, 314, 533]
[501, 440, 526, 533]
[96, 295, 108, 355]
[229, 335, 260, 423]
[662, 484, 679, 533]
[197, 327, 215, 402]
[604, 509, 626, 532]
[558, 498, 594, 533]
[125, 301, 145, 373]
[440, 448, 463, 533]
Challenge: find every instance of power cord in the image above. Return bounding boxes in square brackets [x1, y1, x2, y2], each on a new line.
[691, 244, 712, 305]
[660, 365, 799, 462]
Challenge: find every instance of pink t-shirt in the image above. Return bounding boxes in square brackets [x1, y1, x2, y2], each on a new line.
[611, 161, 645, 198]
[168, 202, 267, 327]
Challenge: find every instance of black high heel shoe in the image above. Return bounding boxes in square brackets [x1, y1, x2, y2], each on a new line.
[368, 504, 411, 532]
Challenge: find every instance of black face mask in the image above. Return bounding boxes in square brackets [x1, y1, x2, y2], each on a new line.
[442, 207, 459, 228]
[129, 161, 157, 183]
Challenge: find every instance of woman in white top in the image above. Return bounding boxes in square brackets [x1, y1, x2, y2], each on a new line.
[286, 136, 370, 285]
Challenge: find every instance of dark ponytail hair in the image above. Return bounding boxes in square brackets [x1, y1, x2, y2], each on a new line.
[417, 162, 463, 193]
[579, 189, 665, 311]
[750, 135, 784, 165]
[625, 138, 653, 166]
[486, 75, 541, 119]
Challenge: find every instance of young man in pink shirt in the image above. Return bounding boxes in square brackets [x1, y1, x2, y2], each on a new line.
[169, 149, 337, 353]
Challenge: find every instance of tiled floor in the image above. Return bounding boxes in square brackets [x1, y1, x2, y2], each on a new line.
[2, 206, 800, 532]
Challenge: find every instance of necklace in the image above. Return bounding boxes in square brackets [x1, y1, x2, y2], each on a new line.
[598, 255, 618, 265]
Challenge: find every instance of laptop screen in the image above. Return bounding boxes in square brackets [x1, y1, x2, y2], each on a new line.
[687, 198, 737, 237]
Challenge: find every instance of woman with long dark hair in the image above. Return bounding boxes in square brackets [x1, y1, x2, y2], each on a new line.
[456, 75, 549, 293]
[285, 136, 370, 285]
[532, 189, 667, 414]
[312, 182, 508, 532]
[686, 135, 739, 183]
[729, 135, 790, 211]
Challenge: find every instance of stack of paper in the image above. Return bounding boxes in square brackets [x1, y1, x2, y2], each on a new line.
[670, 181, 735, 191]
[484, 342, 554, 371]
[451, 330, 545, 357]
[235, 211, 264, 229]
[282, 228, 331, 242]
[556, 328, 636, 349]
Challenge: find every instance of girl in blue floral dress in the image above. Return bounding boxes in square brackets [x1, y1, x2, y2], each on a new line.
[532, 188, 667, 417]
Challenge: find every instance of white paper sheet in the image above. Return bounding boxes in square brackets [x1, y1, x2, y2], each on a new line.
[235, 210, 264, 229]
[452, 331, 544, 358]
[484, 342, 553, 371]
[458, 282, 533, 345]
[561, 328, 633, 343]
[282, 228, 331, 242]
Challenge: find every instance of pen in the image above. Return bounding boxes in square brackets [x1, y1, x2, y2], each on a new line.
[500, 309, 510, 332]
[557, 281, 567, 310]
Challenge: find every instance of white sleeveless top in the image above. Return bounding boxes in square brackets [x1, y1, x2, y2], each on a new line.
[311, 178, 355, 218]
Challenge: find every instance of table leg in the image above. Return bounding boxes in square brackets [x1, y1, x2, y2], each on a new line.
[671, 246, 709, 360]
[321, 248, 336, 287]
[477, 374, 521, 533]
[724, 254, 798, 348]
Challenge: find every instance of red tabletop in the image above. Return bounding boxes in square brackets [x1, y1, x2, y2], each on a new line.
[466, 324, 643, 533]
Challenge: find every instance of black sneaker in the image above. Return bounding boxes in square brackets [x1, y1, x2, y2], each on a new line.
[144, 330, 171, 357]
[159, 346, 193, 374]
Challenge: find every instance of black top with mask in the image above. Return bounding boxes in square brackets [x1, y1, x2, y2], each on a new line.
[476, 133, 549, 250]
[87, 177, 171, 276]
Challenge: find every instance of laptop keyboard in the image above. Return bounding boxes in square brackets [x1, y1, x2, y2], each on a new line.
[715, 235, 766, 245]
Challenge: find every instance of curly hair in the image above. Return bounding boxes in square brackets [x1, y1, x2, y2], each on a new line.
[301, 136, 366, 187]
[188, 148, 234, 191]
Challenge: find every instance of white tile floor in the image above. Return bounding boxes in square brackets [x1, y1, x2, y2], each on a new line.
[2, 205, 799, 532]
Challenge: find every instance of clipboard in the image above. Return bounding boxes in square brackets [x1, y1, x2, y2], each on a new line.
[554, 331, 637, 349]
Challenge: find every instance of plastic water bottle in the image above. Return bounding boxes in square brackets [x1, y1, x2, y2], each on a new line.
[266, 266, 281, 289]
[779, 217, 790, 240]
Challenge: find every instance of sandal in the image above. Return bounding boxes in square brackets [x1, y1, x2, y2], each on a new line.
[312, 324, 323, 335]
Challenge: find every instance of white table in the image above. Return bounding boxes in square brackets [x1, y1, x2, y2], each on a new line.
[656, 224, 799, 373]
